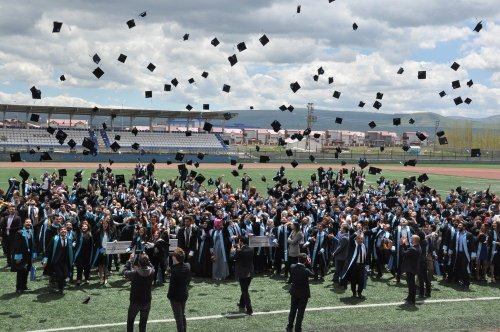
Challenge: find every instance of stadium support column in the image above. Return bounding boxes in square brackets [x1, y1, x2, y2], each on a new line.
[129, 116, 134, 130]
[25, 111, 29, 129]
[149, 117, 153, 132]
[167, 119, 171, 133]
[2, 110, 5, 128]
[69, 113, 73, 128]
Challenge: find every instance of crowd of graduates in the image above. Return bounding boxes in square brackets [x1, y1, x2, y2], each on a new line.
[1, 162, 499, 297]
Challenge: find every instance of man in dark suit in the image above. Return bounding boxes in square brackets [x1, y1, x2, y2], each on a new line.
[232, 236, 254, 315]
[168, 248, 192, 332]
[177, 215, 198, 273]
[42, 226, 74, 294]
[287, 253, 314, 332]
[400, 234, 421, 304]
[331, 223, 349, 283]
[448, 221, 476, 288]
[11, 218, 36, 293]
[340, 232, 368, 298]
[1, 204, 22, 267]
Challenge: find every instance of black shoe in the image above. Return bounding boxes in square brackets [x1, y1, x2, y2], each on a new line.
[286, 327, 293, 332]
[16, 289, 22, 294]
[418, 294, 425, 299]
[357, 293, 365, 299]
[404, 299, 415, 305]
[352, 292, 357, 298]
[425, 293, 431, 298]
[246, 307, 253, 315]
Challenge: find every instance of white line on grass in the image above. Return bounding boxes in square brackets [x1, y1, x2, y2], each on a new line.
[26, 296, 500, 332]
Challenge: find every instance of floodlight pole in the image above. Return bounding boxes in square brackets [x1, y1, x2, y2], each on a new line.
[433, 120, 439, 152]
[306, 103, 314, 152]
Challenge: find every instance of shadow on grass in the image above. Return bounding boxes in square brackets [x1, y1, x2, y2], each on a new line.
[339, 296, 365, 305]
[224, 312, 247, 320]
[0, 292, 20, 300]
[33, 291, 65, 303]
[436, 280, 476, 293]
[396, 303, 419, 312]
[8, 314, 22, 318]
[0, 312, 12, 316]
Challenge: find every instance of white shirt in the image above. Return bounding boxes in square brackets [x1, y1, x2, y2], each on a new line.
[6, 215, 14, 236]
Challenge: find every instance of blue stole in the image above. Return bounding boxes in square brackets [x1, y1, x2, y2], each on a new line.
[491, 231, 498, 263]
[312, 231, 325, 266]
[341, 243, 366, 280]
[279, 225, 289, 262]
[44, 235, 73, 266]
[74, 233, 94, 265]
[14, 228, 36, 261]
[228, 224, 241, 244]
[212, 230, 227, 263]
[454, 232, 472, 272]
[198, 230, 208, 263]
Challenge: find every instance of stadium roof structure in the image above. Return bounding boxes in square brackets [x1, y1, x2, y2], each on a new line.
[0, 104, 238, 121]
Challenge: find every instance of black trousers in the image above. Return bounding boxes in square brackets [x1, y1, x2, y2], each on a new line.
[350, 263, 365, 295]
[238, 277, 252, 309]
[170, 300, 187, 332]
[418, 266, 431, 296]
[455, 252, 470, 286]
[76, 262, 91, 281]
[406, 272, 416, 302]
[312, 253, 326, 278]
[16, 262, 32, 291]
[274, 249, 289, 276]
[53, 263, 69, 290]
[2, 234, 14, 265]
[287, 296, 308, 332]
[127, 302, 151, 332]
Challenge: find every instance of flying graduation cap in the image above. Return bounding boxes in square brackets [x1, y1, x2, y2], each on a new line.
[290, 81, 301, 93]
[259, 34, 270, 46]
[473, 21, 483, 32]
[52, 21, 63, 33]
[30, 86, 41, 99]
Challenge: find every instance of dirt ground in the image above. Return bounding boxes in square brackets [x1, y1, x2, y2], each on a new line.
[1, 162, 499, 180]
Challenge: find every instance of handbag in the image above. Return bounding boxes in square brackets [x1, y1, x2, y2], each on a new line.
[30, 266, 37, 281]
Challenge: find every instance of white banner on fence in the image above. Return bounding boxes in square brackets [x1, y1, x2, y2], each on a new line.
[249, 235, 271, 248]
[105, 241, 132, 255]
[169, 238, 178, 252]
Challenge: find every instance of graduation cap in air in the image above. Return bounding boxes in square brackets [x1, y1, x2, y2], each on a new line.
[201, 71, 209, 78]
[197, 152, 205, 160]
[259, 34, 270, 46]
[260, 155, 270, 163]
[231, 170, 239, 177]
[473, 21, 483, 32]
[52, 21, 63, 33]
[452, 80, 460, 89]
[467, 79, 473, 87]
[358, 158, 369, 169]
[188, 78, 195, 84]
[317, 67, 325, 75]
[403, 159, 417, 167]
[376, 92, 384, 100]
[416, 132, 427, 141]
[238, 163, 244, 170]
[19, 168, 30, 181]
[40, 152, 52, 161]
[297, 5, 301, 13]
[291, 160, 299, 168]
[147, 63, 156, 72]
[464, 98, 472, 105]
[117, 54, 127, 63]
[368, 166, 382, 175]
[368, 121, 376, 129]
[418, 173, 429, 183]
[166, 160, 172, 165]
[271, 120, 281, 132]
[328, 77, 334, 84]
[286, 149, 293, 157]
[436, 130, 445, 137]
[380, 146, 385, 152]
[409, 118, 415, 124]
[332, 91, 341, 99]
[188, 169, 197, 178]
[67, 139, 76, 149]
[259, 176, 266, 182]
[309, 155, 315, 162]
[335, 117, 343, 124]
[30, 114, 40, 122]
[82, 137, 95, 151]
[126, 19, 136, 28]
[115, 174, 125, 185]
[230, 159, 237, 166]
[183, 33, 189, 41]
[145, 91, 152, 98]
[185, 159, 193, 166]
[82, 296, 91, 305]
[222, 84, 231, 93]
[439, 91, 446, 98]
[358, 101, 365, 107]
[131, 143, 140, 150]
[58, 169, 67, 177]
[109, 159, 114, 165]
[287, 105, 294, 112]
[341, 161, 347, 166]
[185, 130, 192, 137]
[10, 152, 21, 162]
[92, 67, 104, 79]
[278, 137, 286, 146]
[402, 145, 410, 152]
[211, 37, 220, 47]
[92, 54, 101, 65]
[393, 118, 401, 126]
[46, 126, 56, 135]
[171, 78, 179, 87]
[29, 149, 36, 155]
[471, 149, 481, 157]
[131, 127, 138, 136]
[30, 86, 41, 99]
[59, 75, 66, 81]
[451, 62, 460, 71]
[164, 84, 171, 91]
[175, 152, 185, 162]
[373, 101, 382, 110]
[397, 67, 404, 74]
[237, 42, 247, 52]
[195, 174, 206, 185]
[438, 136, 448, 145]
[203, 122, 213, 132]
[228, 54, 238, 66]
[113, 134, 121, 141]
[313, 133, 321, 139]
[186, 104, 193, 111]
[207, 178, 214, 186]
[352, 23, 358, 30]
[290, 81, 301, 93]
[418, 71, 426, 79]
[454, 97, 463, 105]
[55, 129, 67, 142]
[303, 128, 311, 136]
[279, 105, 287, 112]
[313, 75, 319, 82]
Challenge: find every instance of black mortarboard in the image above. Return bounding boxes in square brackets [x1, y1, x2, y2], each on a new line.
[188, 78, 195, 84]
[92, 67, 104, 79]
[291, 160, 299, 168]
[211, 37, 220, 47]
[19, 168, 30, 181]
[397, 67, 404, 74]
[102, 122, 107, 130]
[303, 128, 311, 136]
[317, 67, 324, 75]
[231, 170, 239, 177]
[126, 19, 135, 28]
[195, 174, 206, 184]
[418, 71, 426, 79]
[290, 81, 301, 93]
[352, 23, 358, 30]
[145, 91, 152, 98]
[393, 118, 401, 126]
[40, 152, 52, 161]
[373, 101, 382, 109]
[151, 158, 157, 165]
[368, 121, 376, 129]
[131, 143, 140, 150]
[228, 54, 238, 66]
[186, 104, 193, 111]
[451, 62, 460, 71]
[467, 79, 473, 87]
[409, 118, 415, 124]
[194, 162, 201, 168]
[197, 152, 205, 160]
[164, 84, 171, 91]
[10, 152, 21, 162]
[332, 91, 341, 99]
[30, 114, 40, 122]
[418, 173, 429, 183]
[404, 159, 417, 167]
[342, 168, 348, 174]
[288, 105, 294, 112]
[313, 75, 319, 82]
[454, 96, 463, 105]
[464, 97, 472, 104]
[416, 131, 427, 141]
[271, 120, 281, 132]
[279, 105, 287, 111]
[341, 161, 347, 166]
[189, 169, 196, 177]
[207, 178, 214, 185]
[222, 84, 231, 93]
[278, 137, 286, 146]
[58, 169, 67, 177]
[115, 174, 125, 184]
[358, 158, 369, 169]
[259, 34, 269, 46]
[286, 149, 293, 157]
[313, 133, 321, 138]
[328, 77, 334, 84]
[131, 127, 138, 136]
[452, 80, 460, 89]
[201, 71, 209, 78]
[67, 139, 76, 149]
[358, 101, 365, 107]
[203, 122, 213, 132]
[237, 42, 247, 52]
[166, 160, 172, 165]
[438, 136, 448, 145]
[295, 133, 304, 141]
[402, 145, 410, 152]
[183, 33, 189, 41]
[230, 159, 237, 166]
[335, 117, 343, 124]
[436, 130, 445, 137]
[46, 126, 56, 135]
[185, 130, 192, 137]
[82, 137, 95, 150]
[368, 166, 381, 175]
[380, 146, 385, 152]
[376, 92, 384, 100]
[175, 152, 185, 161]
[260, 155, 270, 163]
[106, 167, 112, 173]
[55, 129, 67, 142]
[30, 86, 41, 99]
[52, 21, 63, 33]
[29, 149, 36, 154]
[186, 160, 194, 166]
[147, 63, 156, 72]
[473, 21, 483, 32]
[171, 78, 179, 87]
[336, 147, 342, 154]
[92, 53, 101, 65]
[255, 145, 260, 152]
[297, 5, 301, 13]
[59, 75, 66, 81]
[118, 54, 127, 63]
[471, 149, 481, 157]
[114, 135, 121, 141]
[238, 163, 244, 170]
[439, 90, 446, 97]
[109, 159, 114, 165]
[92, 106, 99, 113]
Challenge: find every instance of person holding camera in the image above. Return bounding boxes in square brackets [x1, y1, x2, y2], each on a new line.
[232, 236, 254, 315]
[286, 253, 314, 332]
[168, 248, 192, 332]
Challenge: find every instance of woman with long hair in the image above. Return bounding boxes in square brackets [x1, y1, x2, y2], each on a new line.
[74, 221, 93, 285]
[94, 216, 115, 285]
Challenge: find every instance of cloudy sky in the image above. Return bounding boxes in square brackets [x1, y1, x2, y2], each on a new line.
[0, 0, 499, 118]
